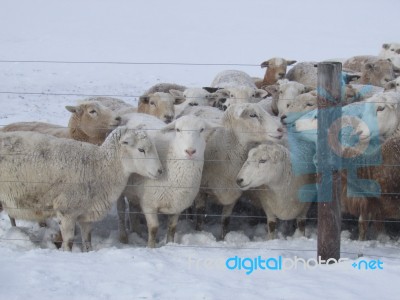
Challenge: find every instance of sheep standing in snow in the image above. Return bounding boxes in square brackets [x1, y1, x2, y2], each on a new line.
[192, 103, 284, 239]
[255, 57, 297, 88]
[236, 143, 314, 239]
[0, 127, 162, 251]
[119, 115, 220, 247]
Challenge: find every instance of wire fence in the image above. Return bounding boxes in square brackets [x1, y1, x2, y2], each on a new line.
[1, 59, 400, 254]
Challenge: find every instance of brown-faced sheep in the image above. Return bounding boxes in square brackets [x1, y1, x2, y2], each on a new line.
[1, 101, 121, 146]
[137, 92, 185, 123]
[255, 58, 297, 88]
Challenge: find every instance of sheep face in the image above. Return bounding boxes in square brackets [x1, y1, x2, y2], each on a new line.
[170, 88, 211, 108]
[162, 116, 220, 160]
[384, 78, 400, 92]
[225, 103, 283, 143]
[138, 92, 182, 123]
[361, 60, 396, 87]
[379, 43, 400, 58]
[236, 144, 288, 190]
[277, 82, 313, 116]
[65, 102, 121, 140]
[260, 58, 297, 84]
[116, 127, 162, 179]
[360, 92, 400, 140]
[214, 87, 268, 111]
[281, 92, 318, 125]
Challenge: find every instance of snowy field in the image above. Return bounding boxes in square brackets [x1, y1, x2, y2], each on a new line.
[1, 0, 400, 299]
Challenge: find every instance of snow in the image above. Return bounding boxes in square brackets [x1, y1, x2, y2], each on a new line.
[1, 0, 400, 299]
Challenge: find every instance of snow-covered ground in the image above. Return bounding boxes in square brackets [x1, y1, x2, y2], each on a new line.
[1, 0, 400, 299]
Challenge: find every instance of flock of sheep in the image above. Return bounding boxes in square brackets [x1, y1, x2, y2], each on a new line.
[0, 42, 400, 251]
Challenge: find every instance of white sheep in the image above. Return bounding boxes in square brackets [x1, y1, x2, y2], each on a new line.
[379, 43, 400, 69]
[210, 70, 256, 88]
[119, 115, 221, 247]
[212, 86, 269, 111]
[192, 103, 284, 239]
[273, 81, 313, 116]
[143, 82, 187, 95]
[0, 126, 162, 251]
[170, 88, 216, 117]
[236, 143, 314, 239]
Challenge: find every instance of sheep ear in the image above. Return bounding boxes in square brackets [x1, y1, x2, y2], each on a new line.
[139, 95, 150, 104]
[365, 63, 374, 70]
[260, 61, 269, 68]
[286, 60, 297, 66]
[65, 105, 83, 115]
[217, 89, 230, 97]
[202, 87, 221, 93]
[169, 89, 185, 104]
[271, 99, 279, 116]
[160, 120, 176, 133]
[382, 43, 390, 50]
[384, 81, 396, 90]
[254, 89, 269, 99]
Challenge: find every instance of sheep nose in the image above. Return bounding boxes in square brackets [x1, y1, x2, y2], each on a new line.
[115, 116, 122, 123]
[185, 148, 196, 156]
[158, 168, 163, 175]
[164, 115, 173, 123]
[236, 178, 244, 186]
[277, 127, 283, 133]
[278, 72, 285, 78]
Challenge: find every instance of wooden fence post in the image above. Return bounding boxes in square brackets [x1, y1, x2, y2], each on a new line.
[317, 62, 342, 262]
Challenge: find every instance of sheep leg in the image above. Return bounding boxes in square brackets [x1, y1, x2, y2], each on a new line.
[220, 203, 235, 241]
[166, 214, 180, 244]
[128, 199, 142, 235]
[58, 213, 76, 251]
[267, 218, 277, 240]
[297, 218, 306, 236]
[194, 192, 206, 231]
[143, 210, 159, 248]
[9, 217, 16, 227]
[117, 195, 129, 244]
[358, 215, 368, 241]
[78, 221, 93, 252]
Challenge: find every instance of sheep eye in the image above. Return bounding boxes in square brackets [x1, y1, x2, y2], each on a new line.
[189, 103, 198, 106]
[230, 94, 235, 98]
[138, 148, 145, 153]
[176, 128, 181, 132]
[306, 103, 314, 107]
[200, 128, 204, 133]
[377, 106, 385, 112]
[150, 101, 155, 106]
[249, 113, 258, 118]
[122, 141, 129, 145]
[259, 159, 267, 163]
[89, 110, 97, 114]
[286, 104, 290, 108]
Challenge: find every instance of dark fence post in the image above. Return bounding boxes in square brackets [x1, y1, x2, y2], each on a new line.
[317, 62, 342, 262]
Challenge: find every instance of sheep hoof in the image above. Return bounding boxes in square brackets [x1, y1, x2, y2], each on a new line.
[119, 234, 129, 244]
